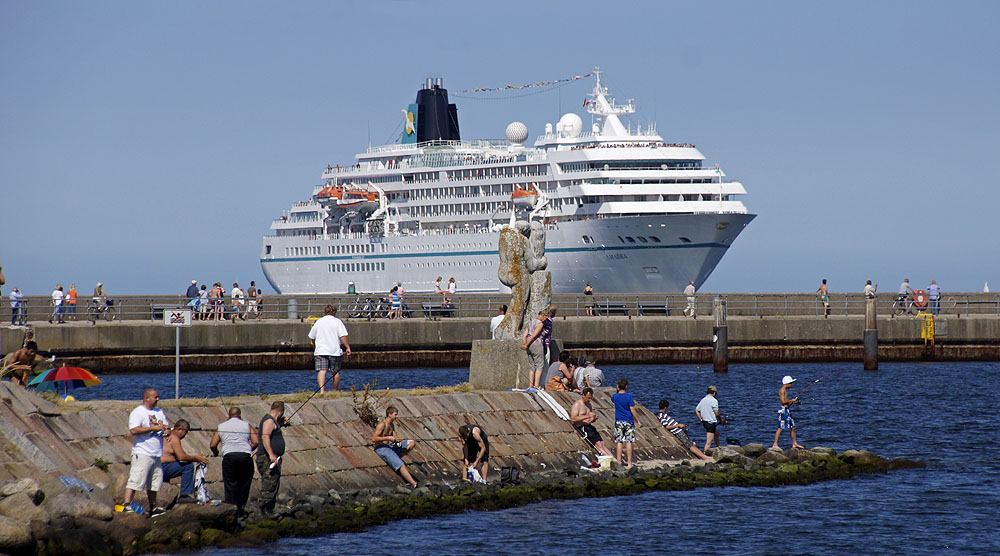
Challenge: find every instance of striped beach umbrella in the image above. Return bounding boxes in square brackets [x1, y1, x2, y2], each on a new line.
[27, 366, 101, 394]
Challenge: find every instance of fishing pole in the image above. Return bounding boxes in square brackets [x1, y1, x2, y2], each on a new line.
[795, 370, 853, 400]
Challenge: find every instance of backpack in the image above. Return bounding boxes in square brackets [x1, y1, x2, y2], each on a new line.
[499, 466, 521, 486]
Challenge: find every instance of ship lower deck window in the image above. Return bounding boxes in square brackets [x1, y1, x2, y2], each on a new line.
[625, 237, 636, 243]
[649, 236, 661, 243]
[637, 237, 648, 243]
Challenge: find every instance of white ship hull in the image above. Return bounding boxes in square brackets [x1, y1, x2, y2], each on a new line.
[260, 213, 754, 294]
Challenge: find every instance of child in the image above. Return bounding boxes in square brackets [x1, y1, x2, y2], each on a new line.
[611, 378, 642, 468]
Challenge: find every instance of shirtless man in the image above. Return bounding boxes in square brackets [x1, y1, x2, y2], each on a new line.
[570, 388, 613, 457]
[161, 419, 209, 501]
[817, 279, 830, 318]
[771, 376, 805, 451]
[5, 341, 38, 386]
[371, 406, 418, 487]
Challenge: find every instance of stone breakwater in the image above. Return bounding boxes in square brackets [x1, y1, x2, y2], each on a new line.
[0, 384, 923, 555]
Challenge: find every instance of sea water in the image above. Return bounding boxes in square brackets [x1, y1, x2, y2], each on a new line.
[89, 362, 999, 555]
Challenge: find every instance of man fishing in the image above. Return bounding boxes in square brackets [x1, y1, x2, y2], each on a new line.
[771, 375, 805, 451]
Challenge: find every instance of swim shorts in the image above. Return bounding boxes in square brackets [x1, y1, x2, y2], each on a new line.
[778, 407, 795, 430]
[701, 420, 718, 433]
[614, 421, 635, 443]
[575, 423, 604, 445]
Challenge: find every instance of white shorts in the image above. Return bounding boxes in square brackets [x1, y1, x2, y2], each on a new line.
[126, 453, 163, 492]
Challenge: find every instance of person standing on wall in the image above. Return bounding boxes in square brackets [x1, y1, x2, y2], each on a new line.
[308, 304, 351, 393]
[683, 280, 697, 318]
[816, 279, 830, 318]
[927, 280, 941, 315]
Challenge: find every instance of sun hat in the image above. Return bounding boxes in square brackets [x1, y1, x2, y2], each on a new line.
[707, 385, 717, 393]
[782, 375, 797, 385]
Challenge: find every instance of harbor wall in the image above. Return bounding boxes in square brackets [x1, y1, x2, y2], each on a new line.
[3, 315, 1000, 371]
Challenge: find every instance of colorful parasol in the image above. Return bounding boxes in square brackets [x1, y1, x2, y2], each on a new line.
[27, 366, 102, 394]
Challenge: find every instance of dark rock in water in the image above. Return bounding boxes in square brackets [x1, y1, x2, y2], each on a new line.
[0, 514, 32, 552]
[163, 502, 239, 531]
[888, 458, 926, 470]
[756, 450, 790, 464]
[742, 443, 766, 457]
[52, 528, 116, 556]
[838, 449, 887, 469]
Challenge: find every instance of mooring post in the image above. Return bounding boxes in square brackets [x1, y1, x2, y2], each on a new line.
[864, 297, 878, 370]
[713, 297, 728, 372]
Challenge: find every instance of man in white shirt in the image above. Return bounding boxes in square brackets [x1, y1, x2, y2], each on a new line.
[307, 304, 351, 393]
[49, 284, 65, 324]
[683, 280, 697, 318]
[122, 388, 170, 515]
[490, 304, 507, 339]
[231, 282, 245, 322]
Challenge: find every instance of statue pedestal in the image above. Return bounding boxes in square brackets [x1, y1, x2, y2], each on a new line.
[468, 339, 563, 390]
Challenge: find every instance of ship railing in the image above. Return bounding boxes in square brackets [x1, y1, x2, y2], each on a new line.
[7, 292, 999, 323]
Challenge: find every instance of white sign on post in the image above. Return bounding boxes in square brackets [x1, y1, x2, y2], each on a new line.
[163, 308, 192, 398]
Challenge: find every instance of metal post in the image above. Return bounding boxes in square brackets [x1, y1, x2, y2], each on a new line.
[713, 297, 728, 372]
[175, 326, 180, 399]
[864, 297, 878, 371]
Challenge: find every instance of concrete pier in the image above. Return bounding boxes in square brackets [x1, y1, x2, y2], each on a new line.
[3, 315, 1000, 371]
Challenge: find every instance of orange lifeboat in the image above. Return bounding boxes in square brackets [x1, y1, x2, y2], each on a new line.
[317, 185, 344, 202]
[337, 189, 380, 211]
[512, 184, 539, 209]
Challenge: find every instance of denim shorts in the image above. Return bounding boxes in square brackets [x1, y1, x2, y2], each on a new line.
[375, 439, 411, 471]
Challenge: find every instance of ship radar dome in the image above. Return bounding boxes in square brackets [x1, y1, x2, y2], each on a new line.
[557, 113, 583, 138]
[505, 121, 528, 144]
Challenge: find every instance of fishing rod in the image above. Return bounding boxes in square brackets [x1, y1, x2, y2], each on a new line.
[795, 370, 854, 400]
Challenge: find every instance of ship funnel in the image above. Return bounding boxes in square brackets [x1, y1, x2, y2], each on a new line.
[414, 77, 461, 142]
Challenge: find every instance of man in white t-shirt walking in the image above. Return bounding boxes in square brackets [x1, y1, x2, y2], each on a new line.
[122, 388, 170, 515]
[307, 304, 351, 393]
[490, 304, 507, 339]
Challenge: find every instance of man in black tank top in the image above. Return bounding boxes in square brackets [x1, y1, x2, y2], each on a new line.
[256, 401, 288, 514]
[459, 424, 490, 482]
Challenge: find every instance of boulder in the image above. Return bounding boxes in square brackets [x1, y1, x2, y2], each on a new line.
[0, 492, 49, 523]
[51, 528, 115, 556]
[741, 443, 767, 457]
[0, 477, 43, 503]
[43, 493, 114, 521]
[888, 458, 926, 471]
[161, 502, 238, 531]
[756, 450, 790, 464]
[711, 446, 745, 459]
[0, 514, 32, 552]
[810, 446, 837, 456]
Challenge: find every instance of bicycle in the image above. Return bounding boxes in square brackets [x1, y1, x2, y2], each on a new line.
[891, 293, 918, 316]
[87, 297, 117, 323]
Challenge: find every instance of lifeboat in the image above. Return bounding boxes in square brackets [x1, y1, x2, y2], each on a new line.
[316, 185, 345, 203]
[512, 184, 539, 210]
[337, 189, 380, 211]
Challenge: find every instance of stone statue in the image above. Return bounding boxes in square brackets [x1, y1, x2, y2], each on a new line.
[496, 218, 551, 339]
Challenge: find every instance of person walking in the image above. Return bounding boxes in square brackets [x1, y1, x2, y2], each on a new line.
[210, 407, 258, 515]
[122, 388, 169, 515]
[256, 401, 288, 515]
[231, 283, 245, 322]
[611, 378, 641, 468]
[695, 385, 722, 454]
[927, 280, 941, 315]
[307, 304, 351, 392]
[816, 279, 830, 318]
[771, 376, 804, 451]
[683, 280, 697, 318]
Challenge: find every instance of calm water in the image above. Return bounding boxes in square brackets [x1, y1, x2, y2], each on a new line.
[95, 362, 998, 556]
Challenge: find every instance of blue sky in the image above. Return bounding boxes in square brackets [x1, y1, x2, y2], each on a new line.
[1, 1, 997, 295]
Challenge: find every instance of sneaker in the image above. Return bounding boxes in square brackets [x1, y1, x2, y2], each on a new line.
[120, 504, 135, 513]
[150, 506, 167, 517]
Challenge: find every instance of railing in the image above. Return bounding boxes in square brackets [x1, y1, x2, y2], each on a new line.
[4, 293, 999, 323]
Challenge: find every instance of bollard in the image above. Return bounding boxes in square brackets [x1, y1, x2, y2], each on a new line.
[287, 298, 298, 320]
[713, 297, 728, 372]
[863, 297, 878, 370]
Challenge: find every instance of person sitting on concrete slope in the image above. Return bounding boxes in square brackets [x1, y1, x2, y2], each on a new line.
[570, 388, 613, 457]
[372, 406, 418, 487]
[161, 419, 209, 502]
[657, 399, 713, 461]
[544, 351, 576, 391]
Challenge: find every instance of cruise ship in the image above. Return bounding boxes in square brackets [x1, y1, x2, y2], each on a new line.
[260, 72, 755, 294]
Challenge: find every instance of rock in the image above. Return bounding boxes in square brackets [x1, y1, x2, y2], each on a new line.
[0, 515, 31, 551]
[0, 492, 48, 523]
[326, 490, 342, 503]
[810, 446, 837, 456]
[44, 493, 114, 521]
[742, 443, 767, 457]
[888, 458, 926, 471]
[0, 478, 43, 503]
[50, 528, 114, 556]
[712, 445, 745, 458]
[162, 502, 238, 531]
[839, 449, 887, 468]
[756, 450, 790, 464]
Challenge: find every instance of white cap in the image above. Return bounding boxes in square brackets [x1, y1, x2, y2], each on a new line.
[782, 375, 796, 385]
[192, 280, 197, 284]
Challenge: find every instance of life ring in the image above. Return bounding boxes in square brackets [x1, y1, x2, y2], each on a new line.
[913, 290, 928, 308]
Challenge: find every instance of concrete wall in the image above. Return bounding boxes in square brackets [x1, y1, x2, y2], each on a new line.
[0, 384, 688, 500]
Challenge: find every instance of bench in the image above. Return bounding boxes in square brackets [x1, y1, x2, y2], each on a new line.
[637, 302, 669, 316]
[595, 301, 629, 316]
[421, 302, 455, 318]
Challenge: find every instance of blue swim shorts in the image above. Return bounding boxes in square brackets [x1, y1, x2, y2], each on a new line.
[777, 407, 795, 430]
[375, 439, 411, 471]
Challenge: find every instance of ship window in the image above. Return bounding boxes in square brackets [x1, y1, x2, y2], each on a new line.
[625, 237, 636, 243]
[679, 237, 692, 243]
[650, 236, 661, 243]
[637, 237, 648, 243]
[617, 236, 624, 243]
[265, 245, 271, 255]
